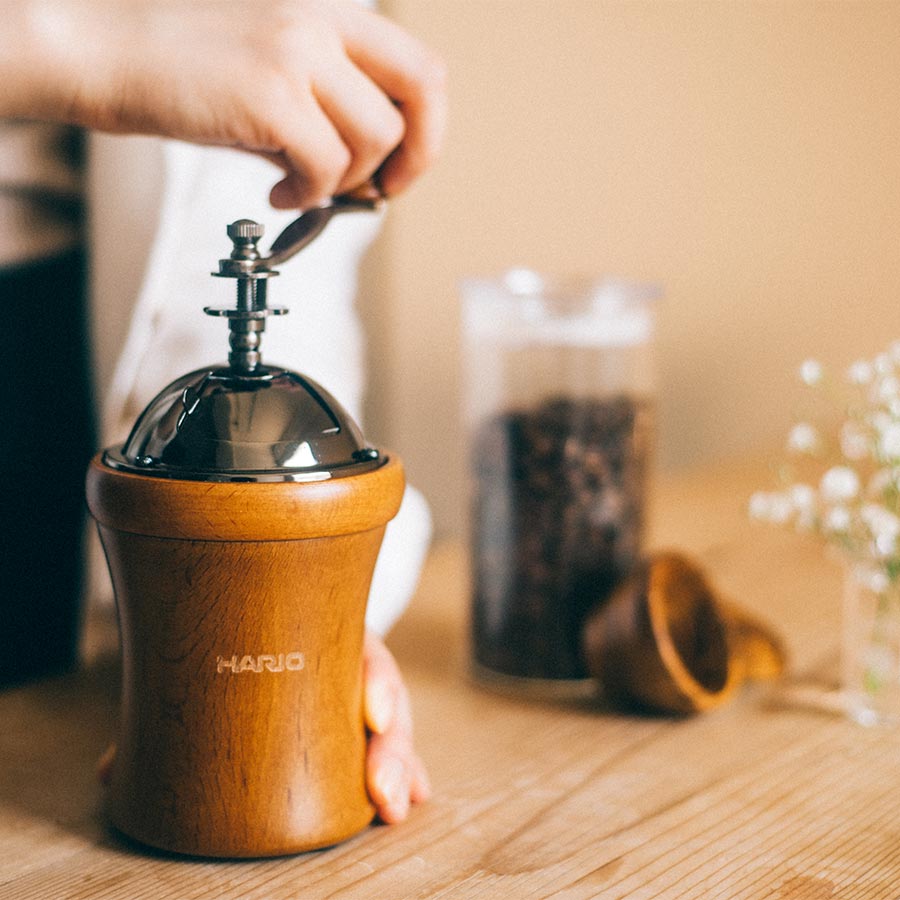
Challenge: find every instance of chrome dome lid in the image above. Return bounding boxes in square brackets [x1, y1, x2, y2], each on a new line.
[103, 365, 381, 483]
[103, 211, 383, 483]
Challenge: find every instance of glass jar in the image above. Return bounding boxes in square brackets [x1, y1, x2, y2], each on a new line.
[843, 564, 900, 726]
[461, 270, 659, 692]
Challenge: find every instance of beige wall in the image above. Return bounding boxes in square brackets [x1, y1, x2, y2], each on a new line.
[364, 0, 900, 537]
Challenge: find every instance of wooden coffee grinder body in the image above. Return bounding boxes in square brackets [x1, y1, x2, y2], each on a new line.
[87, 455, 405, 858]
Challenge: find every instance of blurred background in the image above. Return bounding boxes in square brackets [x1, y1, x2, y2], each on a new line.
[360, 0, 900, 538]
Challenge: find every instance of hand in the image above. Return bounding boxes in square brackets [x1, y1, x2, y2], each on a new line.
[4, 0, 447, 207]
[97, 630, 430, 825]
[362, 631, 431, 823]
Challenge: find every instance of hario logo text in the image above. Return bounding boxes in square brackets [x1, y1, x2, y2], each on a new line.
[216, 653, 305, 674]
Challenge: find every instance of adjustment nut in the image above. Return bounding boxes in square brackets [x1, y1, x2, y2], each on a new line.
[227, 219, 265, 240]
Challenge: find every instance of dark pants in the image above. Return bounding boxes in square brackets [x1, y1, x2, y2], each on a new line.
[0, 248, 95, 686]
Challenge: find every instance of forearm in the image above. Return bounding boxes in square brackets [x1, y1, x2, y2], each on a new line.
[0, 1, 102, 121]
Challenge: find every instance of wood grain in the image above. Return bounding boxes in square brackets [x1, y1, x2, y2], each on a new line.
[3, 459, 900, 896]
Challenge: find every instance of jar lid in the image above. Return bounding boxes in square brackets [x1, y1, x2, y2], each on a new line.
[103, 213, 383, 483]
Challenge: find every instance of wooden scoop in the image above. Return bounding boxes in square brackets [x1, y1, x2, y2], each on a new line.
[582, 552, 786, 715]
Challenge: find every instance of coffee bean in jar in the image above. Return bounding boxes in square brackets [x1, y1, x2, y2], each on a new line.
[471, 393, 652, 683]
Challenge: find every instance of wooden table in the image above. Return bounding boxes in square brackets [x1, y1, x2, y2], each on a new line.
[2, 459, 899, 899]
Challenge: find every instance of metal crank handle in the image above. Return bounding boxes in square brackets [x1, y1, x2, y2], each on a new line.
[265, 182, 385, 270]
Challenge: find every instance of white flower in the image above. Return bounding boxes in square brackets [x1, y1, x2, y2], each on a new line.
[788, 483, 817, 530]
[787, 422, 819, 454]
[799, 359, 823, 386]
[860, 503, 900, 558]
[820, 466, 860, 502]
[875, 532, 897, 557]
[754, 344, 900, 577]
[861, 568, 891, 593]
[748, 492, 771, 521]
[871, 411, 894, 435]
[840, 422, 870, 460]
[789, 483, 816, 510]
[749, 491, 793, 524]
[861, 503, 900, 540]
[860, 503, 880, 528]
[878, 375, 900, 403]
[848, 360, 874, 385]
[767, 494, 794, 524]
[824, 505, 852, 533]
[879, 423, 900, 460]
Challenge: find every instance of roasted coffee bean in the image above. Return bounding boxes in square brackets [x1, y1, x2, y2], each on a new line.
[472, 394, 650, 680]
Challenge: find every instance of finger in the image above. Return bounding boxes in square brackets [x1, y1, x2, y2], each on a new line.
[367, 729, 431, 821]
[335, 5, 448, 195]
[373, 70, 447, 197]
[363, 631, 429, 822]
[269, 98, 353, 209]
[367, 735, 412, 824]
[313, 58, 406, 195]
[363, 631, 409, 736]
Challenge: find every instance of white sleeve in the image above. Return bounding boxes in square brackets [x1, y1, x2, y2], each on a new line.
[366, 483, 432, 635]
[88, 135, 429, 634]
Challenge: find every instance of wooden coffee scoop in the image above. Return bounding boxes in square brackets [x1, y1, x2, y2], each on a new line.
[582, 552, 786, 715]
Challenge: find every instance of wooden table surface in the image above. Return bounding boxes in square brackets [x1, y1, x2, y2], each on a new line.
[2, 459, 899, 899]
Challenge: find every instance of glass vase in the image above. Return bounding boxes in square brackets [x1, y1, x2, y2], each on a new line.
[843, 564, 900, 726]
